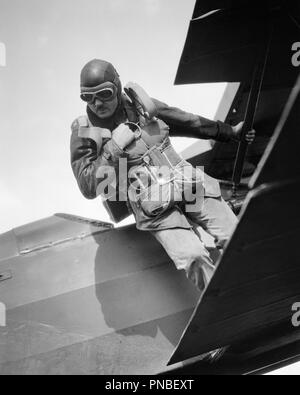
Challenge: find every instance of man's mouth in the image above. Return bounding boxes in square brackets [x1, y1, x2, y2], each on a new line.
[96, 107, 106, 113]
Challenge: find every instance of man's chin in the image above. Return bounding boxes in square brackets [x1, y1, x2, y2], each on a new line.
[96, 111, 111, 119]
[92, 110, 111, 119]
[90, 107, 111, 119]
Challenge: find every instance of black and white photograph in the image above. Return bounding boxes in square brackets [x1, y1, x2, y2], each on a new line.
[0, 0, 300, 377]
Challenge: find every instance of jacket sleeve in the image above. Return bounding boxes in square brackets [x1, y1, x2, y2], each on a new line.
[70, 118, 125, 200]
[152, 98, 235, 142]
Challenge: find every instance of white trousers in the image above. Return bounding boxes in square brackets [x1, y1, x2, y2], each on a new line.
[151, 197, 238, 292]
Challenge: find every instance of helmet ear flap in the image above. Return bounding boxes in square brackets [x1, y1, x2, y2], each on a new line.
[112, 72, 122, 101]
[117, 81, 122, 102]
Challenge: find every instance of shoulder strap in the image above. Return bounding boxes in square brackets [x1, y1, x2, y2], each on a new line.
[74, 114, 112, 156]
[78, 115, 89, 127]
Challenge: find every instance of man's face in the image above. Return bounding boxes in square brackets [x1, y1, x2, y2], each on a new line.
[88, 96, 119, 119]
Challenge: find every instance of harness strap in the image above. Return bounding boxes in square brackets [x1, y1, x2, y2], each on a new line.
[78, 126, 112, 156]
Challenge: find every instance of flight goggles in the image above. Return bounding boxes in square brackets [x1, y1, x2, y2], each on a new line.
[80, 82, 118, 103]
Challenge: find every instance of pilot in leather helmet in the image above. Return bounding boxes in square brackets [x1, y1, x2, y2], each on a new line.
[71, 59, 255, 292]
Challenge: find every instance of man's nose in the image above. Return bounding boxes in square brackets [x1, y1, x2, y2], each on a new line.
[94, 98, 104, 106]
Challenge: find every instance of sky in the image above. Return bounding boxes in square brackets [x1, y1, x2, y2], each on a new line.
[1, 2, 300, 376]
[0, 0, 227, 234]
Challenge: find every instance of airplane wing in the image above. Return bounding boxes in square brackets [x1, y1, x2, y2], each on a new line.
[177, 0, 300, 183]
[168, 74, 300, 366]
[175, 0, 299, 87]
[0, 213, 201, 374]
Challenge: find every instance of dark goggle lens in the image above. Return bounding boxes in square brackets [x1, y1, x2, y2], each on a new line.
[80, 93, 93, 103]
[96, 89, 114, 100]
[81, 88, 115, 103]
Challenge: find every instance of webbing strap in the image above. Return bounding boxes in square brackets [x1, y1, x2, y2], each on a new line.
[78, 126, 112, 155]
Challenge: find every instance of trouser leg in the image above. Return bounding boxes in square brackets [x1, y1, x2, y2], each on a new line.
[185, 197, 238, 250]
[151, 227, 215, 292]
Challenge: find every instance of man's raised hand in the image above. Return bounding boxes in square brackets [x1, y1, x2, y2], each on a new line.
[232, 122, 256, 144]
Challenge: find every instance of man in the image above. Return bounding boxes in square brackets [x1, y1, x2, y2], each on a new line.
[71, 59, 255, 292]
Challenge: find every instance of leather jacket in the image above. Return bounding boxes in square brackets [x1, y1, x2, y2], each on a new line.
[70, 94, 235, 230]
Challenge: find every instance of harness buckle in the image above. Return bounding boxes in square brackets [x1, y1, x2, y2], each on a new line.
[143, 156, 151, 165]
